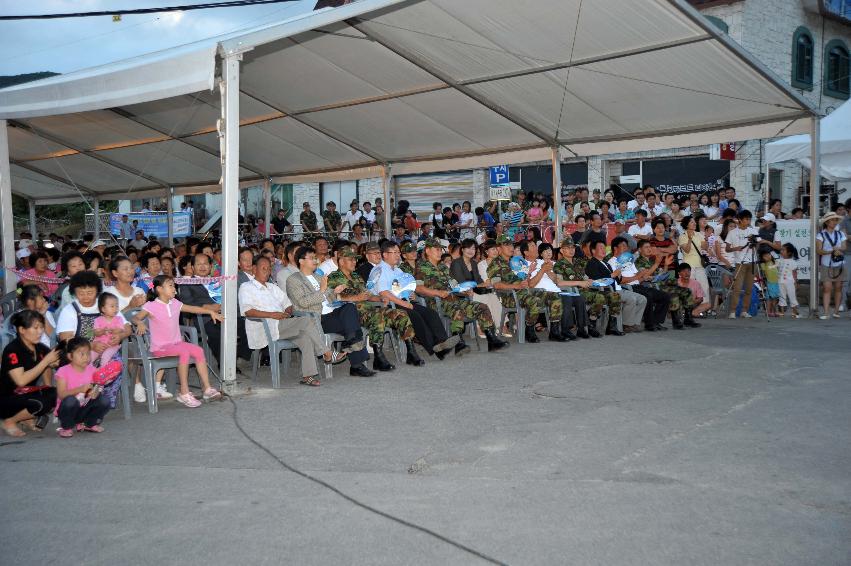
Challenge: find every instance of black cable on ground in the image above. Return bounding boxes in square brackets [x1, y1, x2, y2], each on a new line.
[226, 395, 508, 566]
[0, 0, 299, 21]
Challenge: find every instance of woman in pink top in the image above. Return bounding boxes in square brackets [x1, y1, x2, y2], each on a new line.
[132, 275, 223, 408]
[21, 251, 60, 297]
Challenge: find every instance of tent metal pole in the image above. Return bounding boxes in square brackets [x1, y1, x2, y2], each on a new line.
[219, 52, 242, 392]
[93, 197, 100, 240]
[808, 116, 820, 317]
[382, 165, 392, 238]
[166, 186, 174, 248]
[551, 146, 562, 245]
[28, 200, 37, 241]
[264, 177, 272, 239]
[0, 120, 17, 294]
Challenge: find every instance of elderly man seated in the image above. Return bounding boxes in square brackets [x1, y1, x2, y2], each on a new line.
[607, 237, 671, 331]
[239, 255, 346, 387]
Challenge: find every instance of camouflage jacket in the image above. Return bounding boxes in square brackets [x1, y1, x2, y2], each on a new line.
[399, 261, 416, 276]
[300, 210, 318, 231]
[327, 269, 367, 297]
[487, 255, 521, 284]
[553, 258, 589, 281]
[416, 259, 452, 291]
[321, 210, 342, 231]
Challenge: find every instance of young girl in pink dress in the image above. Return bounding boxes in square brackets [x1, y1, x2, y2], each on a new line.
[91, 293, 131, 367]
[132, 275, 223, 408]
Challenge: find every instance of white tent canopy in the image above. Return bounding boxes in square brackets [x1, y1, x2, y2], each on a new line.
[0, 0, 823, 388]
[0, 0, 815, 204]
[765, 99, 851, 181]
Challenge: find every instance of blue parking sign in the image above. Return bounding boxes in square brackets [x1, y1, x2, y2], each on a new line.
[490, 165, 510, 186]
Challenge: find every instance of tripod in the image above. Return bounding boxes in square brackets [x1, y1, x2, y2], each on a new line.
[726, 240, 770, 320]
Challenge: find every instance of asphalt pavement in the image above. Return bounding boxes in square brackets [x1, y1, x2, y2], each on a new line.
[1, 315, 849, 565]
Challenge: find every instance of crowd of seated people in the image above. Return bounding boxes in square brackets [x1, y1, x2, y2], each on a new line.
[2, 190, 847, 439]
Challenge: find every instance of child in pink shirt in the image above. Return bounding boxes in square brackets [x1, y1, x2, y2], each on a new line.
[55, 337, 111, 437]
[132, 275, 223, 408]
[91, 293, 131, 367]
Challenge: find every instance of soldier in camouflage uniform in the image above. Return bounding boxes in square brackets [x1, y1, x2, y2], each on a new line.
[399, 241, 418, 275]
[416, 239, 508, 353]
[321, 201, 342, 237]
[300, 202, 319, 239]
[633, 240, 695, 329]
[487, 235, 563, 343]
[327, 248, 414, 371]
[554, 239, 622, 335]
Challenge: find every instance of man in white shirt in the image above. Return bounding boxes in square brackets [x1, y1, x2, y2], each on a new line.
[645, 193, 664, 218]
[342, 200, 363, 233]
[240, 255, 338, 382]
[128, 230, 148, 250]
[627, 210, 653, 241]
[627, 188, 646, 211]
[361, 201, 376, 226]
[725, 209, 759, 318]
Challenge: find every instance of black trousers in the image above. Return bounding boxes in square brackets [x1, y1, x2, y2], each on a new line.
[631, 285, 671, 327]
[58, 395, 110, 430]
[205, 316, 251, 363]
[399, 303, 449, 355]
[321, 303, 368, 366]
[0, 387, 57, 420]
[560, 295, 589, 330]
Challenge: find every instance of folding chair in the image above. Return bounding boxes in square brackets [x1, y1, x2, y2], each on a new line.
[497, 290, 526, 343]
[133, 323, 202, 414]
[706, 264, 734, 318]
[191, 313, 220, 382]
[246, 317, 298, 389]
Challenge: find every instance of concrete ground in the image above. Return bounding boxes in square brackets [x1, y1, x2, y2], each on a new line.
[1, 316, 849, 566]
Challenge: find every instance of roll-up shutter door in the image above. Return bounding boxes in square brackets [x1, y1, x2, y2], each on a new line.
[394, 171, 474, 216]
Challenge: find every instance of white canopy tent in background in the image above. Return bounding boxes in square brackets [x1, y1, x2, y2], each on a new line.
[0, 0, 822, 392]
[766, 99, 851, 181]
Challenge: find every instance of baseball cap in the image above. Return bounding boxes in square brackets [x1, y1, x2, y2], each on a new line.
[761, 212, 776, 223]
[559, 239, 576, 247]
[400, 241, 417, 254]
[363, 242, 381, 253]
[338, 248, 360, 260]
[422, 238, 443, 249]
[16, 248, 31, 259]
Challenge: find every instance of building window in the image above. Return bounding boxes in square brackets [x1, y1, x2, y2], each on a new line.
[704, 15, 728, 34]
[791, 27, 814, 90]
[824, 39, 850, 99]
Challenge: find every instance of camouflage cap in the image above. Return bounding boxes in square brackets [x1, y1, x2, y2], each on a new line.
[495, 234, 513, 245]
[422, 237, 443, 249]
[338, 248, 360, 260]
[559, 239, 576, 247]
[400, 241, 417, 254]
[363, 242, 381, 253]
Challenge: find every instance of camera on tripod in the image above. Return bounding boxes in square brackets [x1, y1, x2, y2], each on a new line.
[746, 234, 759, 247]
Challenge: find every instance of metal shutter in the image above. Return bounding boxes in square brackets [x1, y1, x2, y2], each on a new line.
[394, 171, 474, 216]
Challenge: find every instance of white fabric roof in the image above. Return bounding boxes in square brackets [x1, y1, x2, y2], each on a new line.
[765, 99, 851, 181]
[0, 0, 816, 204]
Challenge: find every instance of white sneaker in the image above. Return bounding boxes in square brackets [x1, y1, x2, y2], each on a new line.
[741, 312, 752, 318]
[728, 313, 737, 319]
[156, 382, 173, 400]
[133, 382, 146, 403]
[819, 314, 828, 320]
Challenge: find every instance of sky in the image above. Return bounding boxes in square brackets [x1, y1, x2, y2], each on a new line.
[0, 0, 316, 76]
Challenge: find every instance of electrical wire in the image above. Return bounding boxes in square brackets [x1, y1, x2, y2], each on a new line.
[0, 0, 301, 21]
[225, 395, 509, 566]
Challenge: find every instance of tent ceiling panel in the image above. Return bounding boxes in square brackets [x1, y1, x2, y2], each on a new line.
[21, 153, 146, 192]
[191, 117, 372, 173]
[10, 164, 81, 199]
[20, 110, 166, 152]
[95, 140, 252, 185]
[304, 89, 539, 161]
[240, 32, 441, 114]
[7, 126, 70, 161]
[355, 0, 705, 84]
[120, 91, 280, 138]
